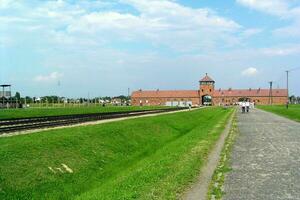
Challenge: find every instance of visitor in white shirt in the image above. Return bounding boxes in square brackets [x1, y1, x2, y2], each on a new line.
[245, 101, 250, 113]
[241, 101, 246, 113]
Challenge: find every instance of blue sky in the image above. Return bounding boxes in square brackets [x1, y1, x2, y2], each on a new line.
[0, 0, 300, 98]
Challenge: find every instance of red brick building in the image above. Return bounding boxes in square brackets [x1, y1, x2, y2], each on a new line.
[131, 74, 288, 106]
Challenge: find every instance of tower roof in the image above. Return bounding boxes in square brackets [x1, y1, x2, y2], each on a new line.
[200, 73, 214, 82]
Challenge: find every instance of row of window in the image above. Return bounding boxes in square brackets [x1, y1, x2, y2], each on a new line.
[134, 98, 194, 103]
[200, 82, 214, 85]
[216, 98, 261, 103]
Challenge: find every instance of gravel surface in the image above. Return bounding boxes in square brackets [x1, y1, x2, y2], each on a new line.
[223, 108, 300, 200]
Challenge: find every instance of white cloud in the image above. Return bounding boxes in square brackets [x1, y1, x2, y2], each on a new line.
[241, 28, 263, 38]
[236, 0, 290, 17]
[67, 0, 241, 51]
[0, 0, 244, 52]
[0, 36, 12, 47]
[0, 0, 22, 10]
[272, 5, 300, 38]
[68, 12, 165, 33]
[123, 0, 240, 29]
[34, 72, 63, 82]
[242, 67, 258, 76]
[262, 45, 300, 56]
[0, 0, 13, 9]
[0, 16, 33, 23]
[237, 0, 300, 39]
[273, 20, 300, 37]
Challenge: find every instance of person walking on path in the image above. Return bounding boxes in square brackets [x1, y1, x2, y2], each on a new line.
[241, 101, 246, 113]
[245, 101, 250, 113]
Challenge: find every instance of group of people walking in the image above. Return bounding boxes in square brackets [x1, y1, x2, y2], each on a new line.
[240, 101, 254, 113]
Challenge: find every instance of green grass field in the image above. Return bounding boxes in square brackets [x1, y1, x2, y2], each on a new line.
[258, 104, 300, 122]
[0, 106, 167, 120]
[0, 107, 233, 200]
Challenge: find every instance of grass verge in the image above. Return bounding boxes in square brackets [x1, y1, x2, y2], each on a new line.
[0, 107, 232, 200]
[207, 111, 238, 200]
[258, 104, 300, 122]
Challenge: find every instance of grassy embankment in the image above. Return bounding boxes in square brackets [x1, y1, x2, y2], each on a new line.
[258, 104, 300, 122]
[0, 106, 167, 120]
[0, 107, 233, 200]
[208, 113, 238, 200]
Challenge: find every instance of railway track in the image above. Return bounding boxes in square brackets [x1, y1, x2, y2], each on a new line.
[0, 107, 187, 134]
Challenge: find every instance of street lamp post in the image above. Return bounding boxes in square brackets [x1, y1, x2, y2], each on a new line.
[286, 70, 289, 106]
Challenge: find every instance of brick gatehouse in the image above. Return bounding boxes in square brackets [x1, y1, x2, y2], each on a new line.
[131, 74, 288, 106]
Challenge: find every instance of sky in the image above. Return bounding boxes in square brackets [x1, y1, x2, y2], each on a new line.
[0, 0, 300, 98]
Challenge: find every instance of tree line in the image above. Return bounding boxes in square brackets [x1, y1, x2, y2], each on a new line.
[3, 92, 131, 104]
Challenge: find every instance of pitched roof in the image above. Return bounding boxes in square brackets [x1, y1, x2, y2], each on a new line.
[132, 88, 288, 99]
[213, 89, 287, 97]
[132, 90, 199, 98]
[200, 74, 214, 82]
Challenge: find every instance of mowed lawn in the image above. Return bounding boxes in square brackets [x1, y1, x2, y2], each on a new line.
[0, 107, 233, 200]
[0, 106, 167, 120]
[258, 104, 300, 122]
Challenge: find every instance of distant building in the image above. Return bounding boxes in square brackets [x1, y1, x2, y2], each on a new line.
[112, 98, 122, 105]
[131, 74, 288, 106]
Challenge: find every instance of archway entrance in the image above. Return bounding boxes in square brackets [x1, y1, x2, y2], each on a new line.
[238, 97, 251, 102]
[202, 95, 212, 106]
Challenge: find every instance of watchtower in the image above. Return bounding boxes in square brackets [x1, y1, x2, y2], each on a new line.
[0, 84, 12, 108]
[199, 74, 215, 105]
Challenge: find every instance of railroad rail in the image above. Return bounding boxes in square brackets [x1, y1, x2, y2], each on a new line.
[0, 107, 187, 134]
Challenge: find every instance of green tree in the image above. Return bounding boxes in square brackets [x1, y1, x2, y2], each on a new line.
[289, 95, 296, 104]
[15, 92, 21, 100]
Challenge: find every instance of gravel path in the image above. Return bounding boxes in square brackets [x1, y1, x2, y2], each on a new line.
[223, 108, 300, 200]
